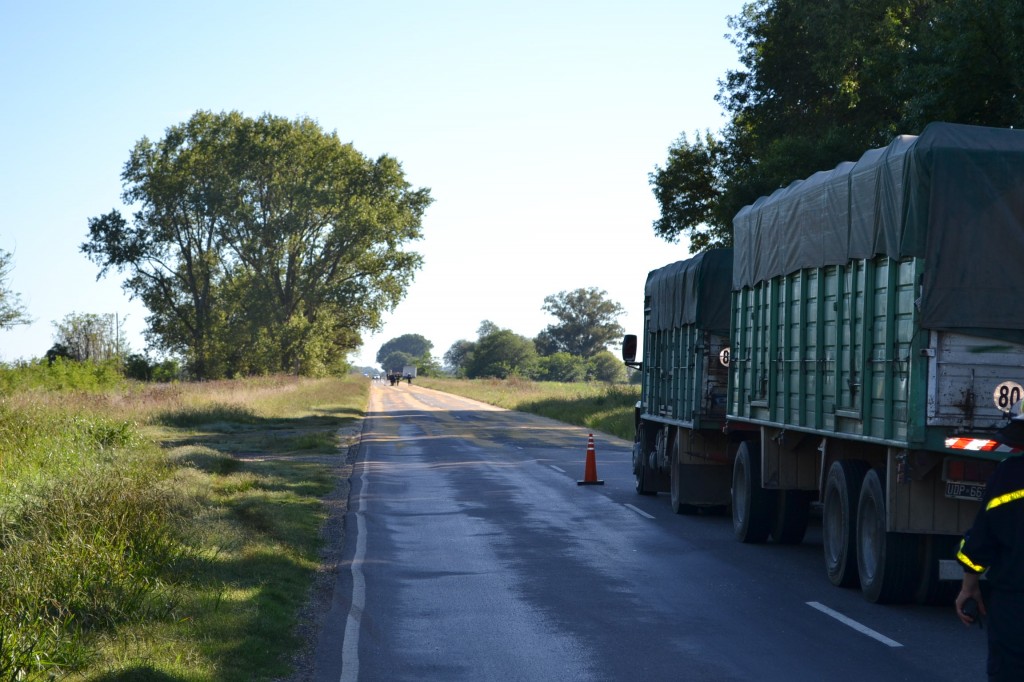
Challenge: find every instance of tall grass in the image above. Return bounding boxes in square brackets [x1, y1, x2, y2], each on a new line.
[0, 398, 178, 679]
[0, 371, 368, 680]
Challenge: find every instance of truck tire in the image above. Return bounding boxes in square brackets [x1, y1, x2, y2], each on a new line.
[822, 459, 870, 587]
[633, 425, 657, 496]
[914, 535, 960, 606]
[771, 490, 812, 545]
[670, 454, 698, 515]
[636, 460, 657, 496]
[857, 468, 919, 603]
[732, 441, 775, 543]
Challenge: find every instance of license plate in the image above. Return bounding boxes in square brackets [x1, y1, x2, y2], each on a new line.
[945, 481, 986, 501]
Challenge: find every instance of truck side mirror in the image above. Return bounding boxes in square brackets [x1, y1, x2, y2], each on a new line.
[622, 334, 637, 364]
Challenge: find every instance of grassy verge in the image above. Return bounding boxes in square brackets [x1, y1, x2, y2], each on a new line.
[0, 373, 367, 681]
[415, 376, 639, 440]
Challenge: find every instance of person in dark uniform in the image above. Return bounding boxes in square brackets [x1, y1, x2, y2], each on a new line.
[956, 406, 1024, 681]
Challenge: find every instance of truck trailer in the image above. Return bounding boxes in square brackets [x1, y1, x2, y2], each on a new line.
[623, 122, 1024, 604]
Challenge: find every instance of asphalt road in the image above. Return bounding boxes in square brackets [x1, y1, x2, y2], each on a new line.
[311, 383, 987, 681]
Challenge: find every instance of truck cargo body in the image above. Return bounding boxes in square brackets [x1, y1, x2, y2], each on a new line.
[627, 251, 735, 512]
[628, 122, 1024, 604]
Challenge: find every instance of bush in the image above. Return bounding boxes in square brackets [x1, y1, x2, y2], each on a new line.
[0, 357, 125, 394]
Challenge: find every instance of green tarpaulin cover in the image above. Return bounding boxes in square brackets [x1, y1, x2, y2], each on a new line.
[645, 249, 732, 334]
[733, 122, 1024, 339]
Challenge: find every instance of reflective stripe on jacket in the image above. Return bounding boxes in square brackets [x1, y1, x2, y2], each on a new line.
[957, 456, 1024, 591]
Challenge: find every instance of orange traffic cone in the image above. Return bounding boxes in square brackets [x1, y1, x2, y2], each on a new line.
[577, 433, 605, 485]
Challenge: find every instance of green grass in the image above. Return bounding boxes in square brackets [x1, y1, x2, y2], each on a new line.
[416, 376, 639, 440]
[0, 372, 368, 681]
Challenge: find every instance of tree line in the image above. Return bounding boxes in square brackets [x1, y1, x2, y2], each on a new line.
[374, 287, 631, 383]
[651, 0, 1024, 251]
[5, 2, 1020, 376]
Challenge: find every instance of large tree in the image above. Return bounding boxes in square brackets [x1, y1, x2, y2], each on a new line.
[376, 334, 433, 366]
[651, 0, 929, 250]
[82, 111, 431, 378]
[537, 287, 625, 358]
[0, 246, 29, 330]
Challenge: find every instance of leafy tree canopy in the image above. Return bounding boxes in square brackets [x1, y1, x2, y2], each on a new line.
[651, 0, 1024, 251]
[539, 287, 625, 357]
[376, 334, 432, 365]
[536, 352, 588, 383]
[443, 339, 475, 376]
[464, 326, 538, 380]
[380, 350, 415, 373]
[587, 350, 627, 383]
[50, 312, 128, 362]
[82, 110, 432, 379]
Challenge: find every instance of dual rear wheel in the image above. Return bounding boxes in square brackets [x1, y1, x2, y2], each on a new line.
[734, 447, 926, 604]
[822, 460, 920, 604]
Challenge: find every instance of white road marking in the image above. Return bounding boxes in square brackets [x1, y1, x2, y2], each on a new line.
[340, 463, 369, 682]
[624, 504, 655, 519]
[806, 601, 904, 648]
[550, 465, 566, 473]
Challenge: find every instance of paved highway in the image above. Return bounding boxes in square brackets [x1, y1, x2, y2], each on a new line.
[312, 383, 987, 681]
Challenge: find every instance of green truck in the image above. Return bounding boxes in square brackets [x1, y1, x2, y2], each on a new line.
[623, 122, 1024, 604]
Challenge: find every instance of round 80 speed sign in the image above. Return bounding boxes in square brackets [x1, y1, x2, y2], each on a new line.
[993, 380, 1024, 413]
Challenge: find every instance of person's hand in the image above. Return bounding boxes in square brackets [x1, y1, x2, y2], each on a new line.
[956, 573, 986, 626]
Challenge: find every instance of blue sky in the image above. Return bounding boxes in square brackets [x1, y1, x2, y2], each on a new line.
[0, 1, 746, 368]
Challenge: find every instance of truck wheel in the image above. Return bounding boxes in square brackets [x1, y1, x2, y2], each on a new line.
[635, 444, 657, 496]
[822, 459, 870, 587]
[635, 461, 657, 496]
[670, 454, 698, 515]
[731, 441, 775, 543]
[913, 535, 959, 605]
[857, 468, 919, 604]
[771, 490, 812, 545]
[632, 440, 644, 477]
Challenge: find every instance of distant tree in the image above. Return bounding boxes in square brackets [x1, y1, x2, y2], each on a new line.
[51, 312, 127, 362]
[82, 110, 431, 379]
[539, 288, 625, 357]
[587, 350, 627, 383]
[380, 350, 415, 374]
[0, 246, 29, 330]
[376, 334, 433, 365]
[464, 327, 539, 379]
[443, 339, 475, 377]
[537, 352, 588, 383]
[123, 353, 154, 381]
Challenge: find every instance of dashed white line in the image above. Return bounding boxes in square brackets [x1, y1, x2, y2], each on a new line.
[624, 503, 655, 519]
[550, 465, 566, 473]
[806, 601, 903, 648]
[340, 464, 369, 682]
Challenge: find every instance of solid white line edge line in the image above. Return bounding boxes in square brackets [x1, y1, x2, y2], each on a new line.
[340, 463, 368, 682]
